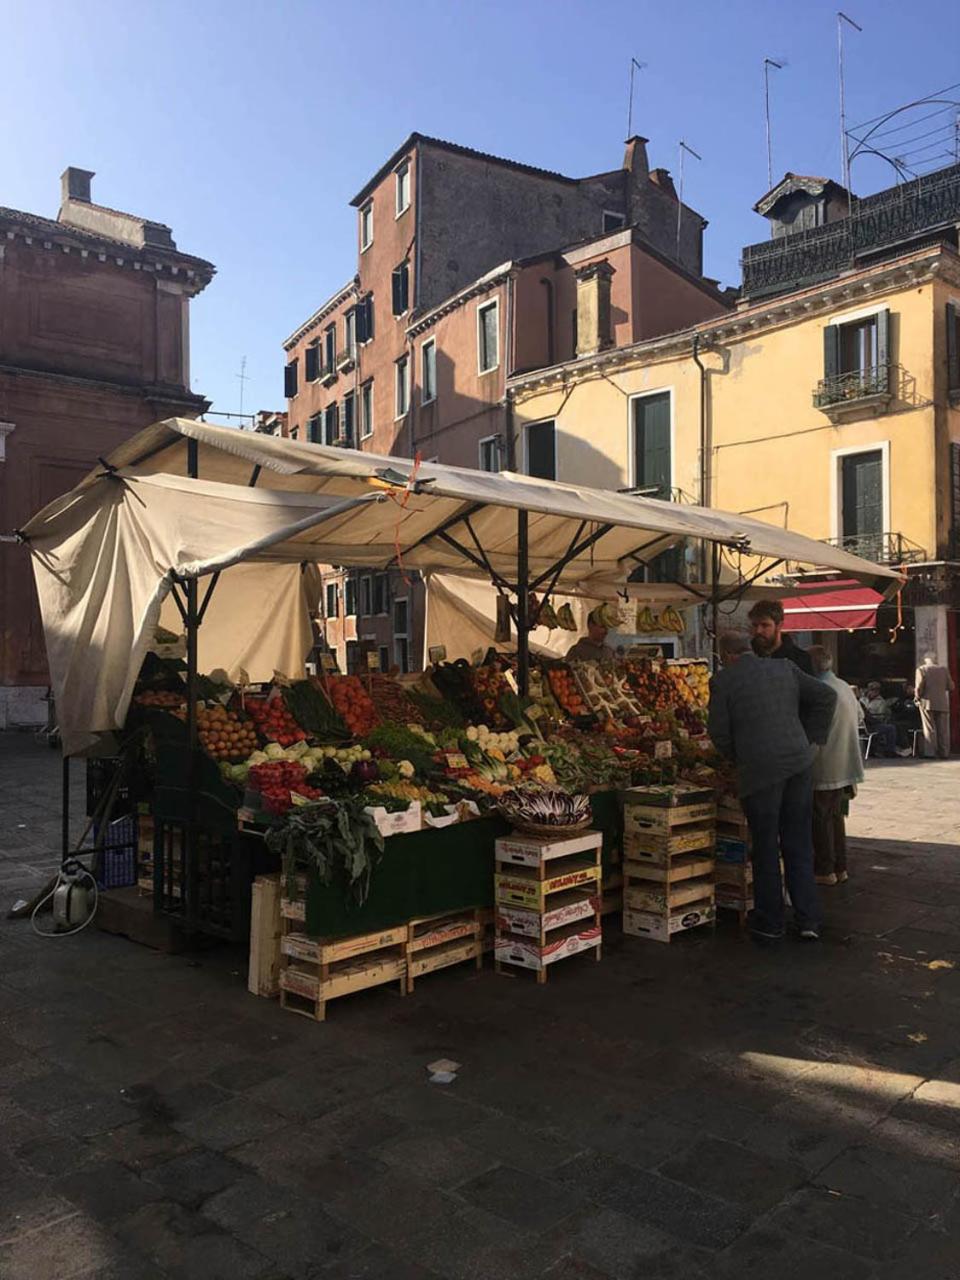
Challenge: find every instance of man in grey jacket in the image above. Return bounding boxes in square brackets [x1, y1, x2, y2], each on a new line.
[708, 631, 837, 942]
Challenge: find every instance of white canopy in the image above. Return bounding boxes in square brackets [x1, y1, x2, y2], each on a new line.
[23, 418, 902, 755]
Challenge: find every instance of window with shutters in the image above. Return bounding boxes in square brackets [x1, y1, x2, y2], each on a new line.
[393, 597, 409, 673]
[284, 359, 298, 399]
[344, 577, 357, 617]
[356, 295, 374, 344]
[323, 403, 338, 445]
[478, 300, 499, 373]
[360, 379, 374, 439]
[325, 583, 339, 619]
[341, 392, 355, 446]
[395, 355, 409, 418]
[378, 645, 390, 673]
[837, 447, 886, 561]
[421, 338, 436, 403]
[324, 325, 336, 375]
[359, 200, 373, 251]
[815, 309, 890, 408]
[373, 573, 389, 615]
[525, 420, 556, 480]
[392, 263, 409, 317]
[308, 413, 322, 444]
[395, 161, 410, 216]
[479, 435, 500, 473]
[359, 576, 372, 616]
[305, 344, 320, 383]
[630, 391, 671, 496]
[344, 309, 357, 358]
[947, 301, 960, 395]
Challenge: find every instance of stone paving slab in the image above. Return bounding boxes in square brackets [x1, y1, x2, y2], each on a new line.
[2, 731, 960, 1278]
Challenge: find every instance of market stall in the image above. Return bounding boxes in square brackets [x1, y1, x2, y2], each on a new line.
[20, 418, 904, 982]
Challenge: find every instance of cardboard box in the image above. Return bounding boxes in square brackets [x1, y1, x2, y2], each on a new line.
[364, 802, 422, 838]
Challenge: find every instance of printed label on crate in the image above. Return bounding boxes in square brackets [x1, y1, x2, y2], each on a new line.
[623, 903, 715, 942]
[364, 801, 422, 838]
[280, 898, 306, 922]
[495, 830, 602, 866]
[496, 925, 601, 970]
[495, 865, 600, 908]
[282, 933, 318, 963]
[410, 920, 477, 951]
[496, 895, 598, 937]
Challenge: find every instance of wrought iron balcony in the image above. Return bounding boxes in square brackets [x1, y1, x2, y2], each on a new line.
[813, 365, 890, 409]
[823, 531, 927, 565]
[742, 162, 960, 298]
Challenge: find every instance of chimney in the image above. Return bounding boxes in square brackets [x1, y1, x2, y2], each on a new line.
[622, 137, 649, 180]
[574, 261, 615, 358]
[61, 167, 95, 205]
[649, 168, 677, 199]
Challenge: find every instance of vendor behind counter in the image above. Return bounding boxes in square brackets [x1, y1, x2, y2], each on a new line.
[566, 609, 615, 664]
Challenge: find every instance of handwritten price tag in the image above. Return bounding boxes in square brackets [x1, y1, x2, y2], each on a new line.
[445, 752, 469, 770]
[366, 651, 381, 671]
[503, 670, 519, 694]
[320, 653, 338, 672]
[428, 645, 447, 664]
[654, 740, 673, 760]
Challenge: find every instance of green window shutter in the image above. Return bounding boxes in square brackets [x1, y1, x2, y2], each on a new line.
[823, 325, 840, 381]
[947, 303, 960, 392]
[634, 392, 671, 495]
[876, 308, 890, 392]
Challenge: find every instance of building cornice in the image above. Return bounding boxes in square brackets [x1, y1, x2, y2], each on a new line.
[283, 278, 359, 351]
[406, 264, 514, 339]
[0, 360, 209, 410]
[0, 211, 214, 294]
[508, 245, 953, 399]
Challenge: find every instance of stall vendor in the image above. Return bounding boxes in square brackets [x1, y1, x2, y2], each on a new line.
[566, 609, 615, 664]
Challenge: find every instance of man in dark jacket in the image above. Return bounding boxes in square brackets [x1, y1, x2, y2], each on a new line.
[708, 631, 837, 942]
[748, 599, 814, 674]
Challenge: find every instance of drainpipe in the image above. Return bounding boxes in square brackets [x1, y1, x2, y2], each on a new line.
[692, 332, 710, 664]
[504, 273, 517, 470]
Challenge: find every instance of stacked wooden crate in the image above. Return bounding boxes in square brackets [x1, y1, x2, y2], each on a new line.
[405, 909, 482, 993]
[714, 800, 753, 927]
[248, 873, 282, 997]
[621, 786, 717, 943]
[494, 829, 602, 983]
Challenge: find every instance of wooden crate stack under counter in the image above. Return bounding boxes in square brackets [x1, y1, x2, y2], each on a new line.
[621, 785, 717, 943]
[494, 829, 602, 983]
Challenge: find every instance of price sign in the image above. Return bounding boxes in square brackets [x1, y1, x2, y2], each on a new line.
[428, 645, 447, 664]
[503, 670, 519, 694]
[526, 704, 545, 720]
[445, 752, 469, 770]
[366, 651, 381, 671]
[654, 740, 673, 760]
[320, 652, 338, 672]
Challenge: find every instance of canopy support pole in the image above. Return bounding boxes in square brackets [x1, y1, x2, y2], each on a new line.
[61, 755, 70, 862]
[517, 509, 530, 697]
[710, 542, 721, 672]
[185, 438, 199, 932]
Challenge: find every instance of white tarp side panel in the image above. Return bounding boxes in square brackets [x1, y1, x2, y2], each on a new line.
[26, 476, 344, 756]
[424, 574, 589, 663]
[159, 562, 319, 685]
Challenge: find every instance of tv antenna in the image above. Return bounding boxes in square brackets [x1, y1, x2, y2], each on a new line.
[676, 139, 702, 261]
[236, 355, 249, 418]
[837, 11, 863, 199]
[763, 58, 786, 191]
[627, 58, 647, 139]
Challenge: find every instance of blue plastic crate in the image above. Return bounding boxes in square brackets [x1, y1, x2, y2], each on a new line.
[94, 816, 138, 889]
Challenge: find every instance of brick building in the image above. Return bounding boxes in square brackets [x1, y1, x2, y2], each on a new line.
[283, 133, 727, 673]
[0, 167, 214, 726]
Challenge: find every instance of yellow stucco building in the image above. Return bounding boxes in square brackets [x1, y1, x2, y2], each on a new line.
[508, 166, 960, 704]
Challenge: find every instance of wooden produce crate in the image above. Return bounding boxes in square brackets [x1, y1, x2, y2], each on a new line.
[495, 921, 602, 973]
[248, 874, 282, 998]
[494, 829, 603, 868]
[405, 909, 482, 993]
[623, 800, 716, 838]
[497, 889, 599, 938]
[279, 924, 407, 1022]
[623, 852, 716, 885]
[623, 894, 716, 943]
[494, 860, 601, 911]
[624, 823, 715, 861]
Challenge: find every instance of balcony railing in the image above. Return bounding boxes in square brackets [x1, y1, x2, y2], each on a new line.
[813, 365, 890, 409]
[824, 531, 927, 565]
[741, 162, 960, 297]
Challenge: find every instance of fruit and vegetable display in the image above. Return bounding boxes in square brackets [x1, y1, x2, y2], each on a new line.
[497, 788, 592, 832]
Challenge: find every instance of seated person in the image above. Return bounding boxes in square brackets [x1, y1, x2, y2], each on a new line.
[858, 681, 902, 757]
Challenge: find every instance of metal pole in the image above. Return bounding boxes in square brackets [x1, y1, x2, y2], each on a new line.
[61, 754, 70, 862]
[626, 58, 645, 139]
[185, 437, 199, 930]
[764, 58, 783, 193]
[838, 12, 862, 209]
[516, 509, 530, 697]
[676, 140, 702, 263]
[709, 542, 721, 673]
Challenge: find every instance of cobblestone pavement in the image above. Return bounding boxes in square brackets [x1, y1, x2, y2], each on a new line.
[1, 731, 959, 1280]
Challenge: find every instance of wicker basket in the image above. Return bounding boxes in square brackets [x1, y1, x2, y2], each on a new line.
[500, 814, 593, 838]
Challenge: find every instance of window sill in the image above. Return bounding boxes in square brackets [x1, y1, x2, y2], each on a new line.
[478, 364, 500, 377]
[814, 391, 892, 423]
[421, 395, 436, 407]
[320, 370, 338, 388]
[360, 242, 373, 254]
[395, 205, 410, 220]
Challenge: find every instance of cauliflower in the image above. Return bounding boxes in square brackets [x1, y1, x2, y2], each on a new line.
[264, 743, 285, 760]
[397, 760, 415, 779]
[466, 726, 479, 742]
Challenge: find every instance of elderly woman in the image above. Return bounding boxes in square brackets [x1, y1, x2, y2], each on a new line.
[808, 647, 864, 885]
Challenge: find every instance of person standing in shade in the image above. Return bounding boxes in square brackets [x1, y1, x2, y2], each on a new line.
[916, 651, 955, 759]
[748, 599, 814, 674]
[565, 608, 615, 664]
[807, 645, 863, 886]
[708, 631, 836, 943]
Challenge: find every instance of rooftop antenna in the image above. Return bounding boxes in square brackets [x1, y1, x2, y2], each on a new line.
[763, 58, 785, 191]
[676, 139, 702, 262]
[236, 355, 249, 421]
[627, 57, 647, 139]
[955, 111, 960, 162]
[837, 11, 862, 207]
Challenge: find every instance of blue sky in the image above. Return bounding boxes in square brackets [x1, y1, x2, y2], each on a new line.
[3, 0, 958, 419]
